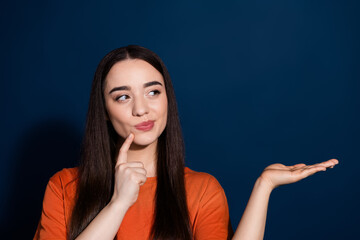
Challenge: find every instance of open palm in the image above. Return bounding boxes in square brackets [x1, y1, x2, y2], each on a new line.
[260, 159, 339, 190]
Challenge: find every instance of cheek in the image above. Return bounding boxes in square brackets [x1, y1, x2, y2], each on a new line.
[156, 96, 168, 121]
[161, 94, 168, 115]
[107, 108, 132, 137]
[160, 99, 168, 128]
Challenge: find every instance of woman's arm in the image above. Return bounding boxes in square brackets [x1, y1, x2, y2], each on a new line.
[75, 201, 127, 240]
[76, 133, 146, 240]
[232, 176, 271, 240]
[232, 159, 339, 240]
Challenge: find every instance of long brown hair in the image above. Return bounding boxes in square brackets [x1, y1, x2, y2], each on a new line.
[68, 45, 192, 240]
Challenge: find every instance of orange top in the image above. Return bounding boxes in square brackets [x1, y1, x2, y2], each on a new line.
[34, 167, 231, 240]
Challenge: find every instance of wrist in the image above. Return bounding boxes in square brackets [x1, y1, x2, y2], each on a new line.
[108, 198, 130, 214]
[255, 176, 275, 194]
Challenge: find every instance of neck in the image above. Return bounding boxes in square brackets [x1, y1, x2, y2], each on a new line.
[118, 139, 158, 177]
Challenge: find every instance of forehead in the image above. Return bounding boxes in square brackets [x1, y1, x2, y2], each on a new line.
[105, 59, 164, 89]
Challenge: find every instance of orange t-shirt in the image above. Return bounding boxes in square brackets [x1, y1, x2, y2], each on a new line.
[34, 167, 231, 239]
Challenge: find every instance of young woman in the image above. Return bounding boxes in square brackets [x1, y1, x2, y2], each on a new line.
[34, 45, 338, 240]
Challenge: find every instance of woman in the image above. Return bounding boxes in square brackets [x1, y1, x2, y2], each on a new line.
[34, 45, 338, 240]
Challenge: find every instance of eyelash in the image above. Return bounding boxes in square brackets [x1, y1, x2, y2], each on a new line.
[148, 90, 161, 96]
[115, 90, 161, 102]
[115, 95, 129, 102]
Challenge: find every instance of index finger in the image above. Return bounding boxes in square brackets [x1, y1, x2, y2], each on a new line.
[116, 133, 134, 166]
[313, 159, 339, 169]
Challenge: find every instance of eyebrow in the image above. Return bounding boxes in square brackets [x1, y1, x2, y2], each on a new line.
[109, 81, 163, 94]
[144, 81, 163, 88]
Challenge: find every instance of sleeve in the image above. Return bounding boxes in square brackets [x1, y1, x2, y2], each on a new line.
[194, 175, 233, 240]
[33, 171, 67, 240]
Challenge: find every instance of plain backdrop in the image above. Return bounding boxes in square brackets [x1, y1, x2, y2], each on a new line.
[1, 0, 359, 239]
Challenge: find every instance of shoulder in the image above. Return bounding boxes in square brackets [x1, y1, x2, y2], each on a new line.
[46, 167, 78, 197]
[184, 167, 223, 188]
[49, 167, 78, 186]
[34, 168, 78, 239]
[41, 168, 78, 215]
[184, 167, 225, 200]
[184, 167, 230, 239]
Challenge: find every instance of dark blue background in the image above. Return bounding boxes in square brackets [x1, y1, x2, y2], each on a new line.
[1, 0, 359, 239]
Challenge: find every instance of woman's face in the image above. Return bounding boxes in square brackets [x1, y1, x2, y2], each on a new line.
[104, 59, 168, 146]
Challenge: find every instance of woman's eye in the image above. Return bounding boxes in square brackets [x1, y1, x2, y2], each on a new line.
[116, 95, 129, 101]
[148, 90, 160, 96]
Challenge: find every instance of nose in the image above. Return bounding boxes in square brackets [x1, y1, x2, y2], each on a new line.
[132, 96, 149, 117]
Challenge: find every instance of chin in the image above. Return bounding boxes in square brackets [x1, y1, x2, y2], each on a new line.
[132, 133, 159, 146]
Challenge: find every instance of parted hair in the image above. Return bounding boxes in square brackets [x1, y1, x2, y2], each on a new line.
[68, 45, 192, 240]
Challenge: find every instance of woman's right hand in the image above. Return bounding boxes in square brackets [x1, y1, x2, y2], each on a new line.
[110, 133, 147, 209]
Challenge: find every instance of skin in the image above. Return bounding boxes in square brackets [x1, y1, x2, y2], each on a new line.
[75, 59, 339, 240]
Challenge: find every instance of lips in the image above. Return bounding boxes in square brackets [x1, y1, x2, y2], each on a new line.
[135, 120, 155, 131]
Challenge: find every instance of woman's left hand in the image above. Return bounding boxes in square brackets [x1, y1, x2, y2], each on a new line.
[259, 159, 339, 191]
